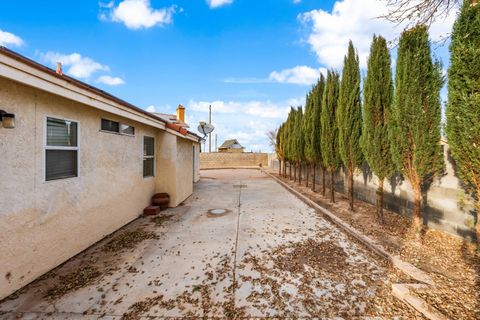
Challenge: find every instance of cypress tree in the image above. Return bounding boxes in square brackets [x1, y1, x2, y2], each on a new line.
[338, 41, 363, 211]
[391, 25, 443, 227]
[291, 108, 298, 182]
[321, 70, 341, 202]
[312, 74, 326, 193]
[446, 0, 480, 238]
[276, 123, 285, 177]
[294, 107, 305, 184]
[280, 120, 288, 178]
[303, 89, 315, 187]
[361, 35, 394, 223]
[285, 107, 296, 180]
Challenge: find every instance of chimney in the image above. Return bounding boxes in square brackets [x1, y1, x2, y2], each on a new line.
[176, 104, 185, 123]
[56, 62, 63, 75]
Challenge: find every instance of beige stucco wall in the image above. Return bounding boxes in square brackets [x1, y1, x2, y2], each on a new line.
[200, 152, 268, 169]
[193, 143, 200, 183]
[0, 77, 198, 299]
[175, 137, 195, 204]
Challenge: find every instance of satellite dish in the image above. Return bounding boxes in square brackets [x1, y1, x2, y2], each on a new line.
[197, 121, 214, 137]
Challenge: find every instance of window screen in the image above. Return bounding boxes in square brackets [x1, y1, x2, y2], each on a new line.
[120, 124, 135, 136]
[143, 136, 155, 177]
[47, 118, 77, 146]
[101, 119, 119, 133]
[46, 117, 79, 181]
[46, 150, 78, 180]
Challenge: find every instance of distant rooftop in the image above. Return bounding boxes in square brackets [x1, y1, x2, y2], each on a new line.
[219, 139, 244, 149]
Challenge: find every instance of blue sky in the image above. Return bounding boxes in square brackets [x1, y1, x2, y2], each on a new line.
[0, 0, 456, 151]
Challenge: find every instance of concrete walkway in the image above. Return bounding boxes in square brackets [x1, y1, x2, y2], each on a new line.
[0, 169, 412, 319]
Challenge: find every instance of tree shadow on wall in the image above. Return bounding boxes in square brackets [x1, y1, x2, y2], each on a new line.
[361, 162, 373, 186]
[447, 147, 479, 239]
[388, 172, 404, 195]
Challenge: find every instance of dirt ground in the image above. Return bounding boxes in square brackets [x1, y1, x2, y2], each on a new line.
[273, 170, 480, 320]
[0, 169, 426, 319]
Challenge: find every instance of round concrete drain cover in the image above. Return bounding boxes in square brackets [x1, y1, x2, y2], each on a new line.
[207, 208, 229, 217]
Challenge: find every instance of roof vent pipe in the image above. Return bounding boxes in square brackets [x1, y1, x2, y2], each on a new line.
[56, 62, 62, 75]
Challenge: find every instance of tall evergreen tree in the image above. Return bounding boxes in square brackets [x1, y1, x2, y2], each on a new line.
[391, 25, 443, 226]
[294, 107, 305, 184]
[321, 70, 342, 202]
[446, 0, 480, 238]
[276, 123, 285, 177]
[361, 35, 394, 222]
[338, 41, 363, 211]
[303, 90, 315, 187]
[312, 74, 325, 196]
[285, 107, 296, 180]
[312, 74, 326, 193]
[280, 125, 288, 178]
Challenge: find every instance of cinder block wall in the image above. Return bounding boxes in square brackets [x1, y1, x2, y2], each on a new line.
[269, 148, 476, 240]
[200, 152, 268, 169]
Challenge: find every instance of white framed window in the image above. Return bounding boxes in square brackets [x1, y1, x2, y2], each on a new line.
[143, 136, 155, 178]
[45, 117, 79, 181]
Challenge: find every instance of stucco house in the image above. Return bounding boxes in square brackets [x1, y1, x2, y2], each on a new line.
[0, 47, 201, 300]
[218, 139, 245, 153]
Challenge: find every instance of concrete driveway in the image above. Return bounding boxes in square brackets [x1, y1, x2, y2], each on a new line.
[0, 169, 413, 319]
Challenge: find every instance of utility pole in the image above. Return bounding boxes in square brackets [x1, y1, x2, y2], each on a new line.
[215, 134, 217, 152]
[208, 105, 212, 153]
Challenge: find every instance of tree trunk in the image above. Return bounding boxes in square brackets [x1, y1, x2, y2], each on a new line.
[312, 163, 316, 192]
[299, 163, 302, 184]
[476, 193, 480, 243]
[322, 166, 326, 197]
[349, 167, 354, 211]
[377, 180, 384, 224]
[278, 160, 282, 176]
[284, 162, 287, 178]
[306, 164, 309, 187]
[289, 163, 292, 179]
[330, 169, 335, 203]
[412, 181, 422, 228]
[294, 164, 297, 182]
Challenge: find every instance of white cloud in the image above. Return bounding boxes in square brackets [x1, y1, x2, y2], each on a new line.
[293, 0, 301, 4]
[224, 66, 325, 86]
[145, 104, 173, 113]
[269, 66, 326, 85]
[97, 75, 125, 85]
[299, 0, 457, 68]
[146, 105, 156, 112]
[186, 97, 305, 152]
[206, 0, 233, 9]
[101, 0, 176, 29]
[39, 51, 109, 79]
[99, 1, 114, 9]
[0, 29, 24, 47]
[188, 99, 291, 119]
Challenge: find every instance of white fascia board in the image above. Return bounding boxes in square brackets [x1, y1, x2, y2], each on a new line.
[0, 54, 166, 130]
